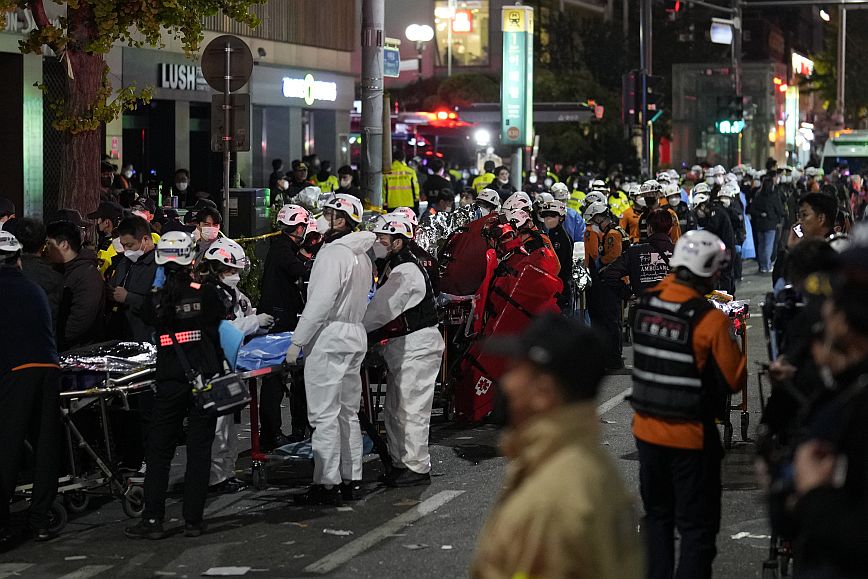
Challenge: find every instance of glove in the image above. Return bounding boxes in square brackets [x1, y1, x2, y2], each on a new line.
[257, 313, 275, 329]
[285, 343, 302, 365]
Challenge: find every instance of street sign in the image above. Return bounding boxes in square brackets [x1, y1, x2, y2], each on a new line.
[210, 93, 251, 152]
[500, 6, 534, 147]
[201, 35, 253, 93]
[384, 46, 401, 78]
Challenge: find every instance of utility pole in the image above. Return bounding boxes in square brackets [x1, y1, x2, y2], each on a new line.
[639, 0, 652, 176]
[837, 6, 847, 120]
[361, 0, 384, 209]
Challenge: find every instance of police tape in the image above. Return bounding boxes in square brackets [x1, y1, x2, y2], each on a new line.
[232, 232, 281, 243]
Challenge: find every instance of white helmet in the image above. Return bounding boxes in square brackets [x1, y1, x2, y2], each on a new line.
[304, 217, 319, 240]
[669, 230, 729, 277]
[535, 192, 555, 204]
[390, 207, 419, 228]
[504, 207, 532, 228]
[805, 167, 820, 177]
[373, 215, 414, 239]
[667, 169, 680, 182]
[477, 188, 502, 209]
[712, 165, 726, 177]
[584, 200, 609, 221]
[720, 181, 741, 198]
[691, 192, 711, 208]
[691, 182, 710, 197]
[724, 172, 738, 184]
[640, 180, 663, 198]
[663, 183, 680, 198]
[203, 237, 248, 270]
[691, 165, 704, 176]
[656, 171, 672, 185]
[0, 230, 22, 262]
[538, 199, 566, 217]
[625, 183, 642, 197]
[550, 182, 570, 201]
[503, 191, 532, 212]
[156, 231, 195, 266]
[590, 179, 607, 192]
[732, 165, 746, 176]
[277, 204, 311, 228]
[323, 193, 364, 223]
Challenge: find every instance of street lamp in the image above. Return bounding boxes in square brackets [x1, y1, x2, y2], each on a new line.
[405, 24, 434, 76]
[819, 9, 830, 22]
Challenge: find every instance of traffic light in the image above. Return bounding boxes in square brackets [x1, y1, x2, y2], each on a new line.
[715, 94, 745, 134]
[622, 70, 640, 126]
[664, 0, 682, 12]
[645, 75, 665, 114]
[727, 95, 744, 120]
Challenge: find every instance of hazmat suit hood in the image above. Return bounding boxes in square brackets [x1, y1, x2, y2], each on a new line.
[328, 230, 376, 255]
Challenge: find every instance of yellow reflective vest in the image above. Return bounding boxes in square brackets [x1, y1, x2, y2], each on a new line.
[316, 174, 339, 193]
[568, 190, 586, 213]
[607, 190, 631, 219]
[383, 160, 419, 210]
[472, 172, 496, 193]
[99, 232, 161, 274]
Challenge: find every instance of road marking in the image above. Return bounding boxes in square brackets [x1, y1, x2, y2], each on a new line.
[0, 564, 33, 578]
[117, 552, 154, 575]
[598, 387, 632, 416]
[304, 490, 465, 574]
[57, 565, 113, 579]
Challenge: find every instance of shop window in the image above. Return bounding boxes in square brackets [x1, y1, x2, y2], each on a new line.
[434, 1, 490, 68]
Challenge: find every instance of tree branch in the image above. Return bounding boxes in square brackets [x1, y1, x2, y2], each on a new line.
[28, 0, 50, 30]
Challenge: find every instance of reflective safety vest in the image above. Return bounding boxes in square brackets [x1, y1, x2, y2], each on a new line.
[369, 246, 438, 342]
[568, 190, 586, 212]
[316, 174, 339, 193]
[472, 172, 496, 193]
[383, 161, 419, 209]
[630, 293, 714, 421]
[608, 190, 631, 219]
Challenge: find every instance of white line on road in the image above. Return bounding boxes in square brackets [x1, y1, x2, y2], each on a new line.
[304, 490, 466, 575]
[597, 387, 632, 416]
[57, 565, 113, 579]
[0, 563, 33, 578]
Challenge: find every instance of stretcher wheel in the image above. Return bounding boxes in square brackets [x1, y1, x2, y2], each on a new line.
[122, 485, 145, 518]
[64, 491, 90, 514]
[723, 421, 734, 450]
[740, 411, 751, 442]
[252, 467, 268, 491]
[48, 500, 68, 534]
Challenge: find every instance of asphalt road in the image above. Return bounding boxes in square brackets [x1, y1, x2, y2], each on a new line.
[0, 268, 775, 579]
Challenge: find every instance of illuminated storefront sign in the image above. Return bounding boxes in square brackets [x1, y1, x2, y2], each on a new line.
[792, 52, 814, 77]
[282, 74, 338, 106]
[500, 6, 534, 147]
[159, 63, 207, 91]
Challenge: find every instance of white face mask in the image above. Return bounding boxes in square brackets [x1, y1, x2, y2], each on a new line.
[176, 182, 188, 192]
[222, 273, 241, 287]
[277, 179, 289, 191]
[372, 241, 389, 260]
[668, 196, 681, 207]
[123, 170, 133, 179]
[112, 237, 124, 253]
[544, 178, 553, 187]
[316, 216, 330, 233]
[125, 248, 144, 263]
[529, 175, 538, 184]
[200, 225, 219, 242]
[719, 197, 732, 207]
[478, 206, 492, 217]
[498, 176, 509, 184]
[340, 177, 352, 188]
[634, 197, 646, 208]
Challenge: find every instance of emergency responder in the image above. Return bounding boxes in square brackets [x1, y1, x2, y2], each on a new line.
[364, 216, 444, 487]
[475, 188, 502, 217]
[538, 199, 574, 312]
[201, 238, 274, 494]
[472, 161, 497, 194]
[550, 182, 586, 243]
[715, 181, 746, 281]
[603, 209, 674, 297]
[125, 231, 229, 540]
[692, 189, 737, 294]
[106, 216, 159, 342]
[285, 194, 374, 506]
[638, 180, 681, 244]
[388, 207, 440, 294]
[383, 149, 420, 212]
[621, 183, 644, 243]
[584, 201, 629, 370]
[665, 183, 696, 235]
[608, 182, 631, 219]
[505, 192, 556, 256]
[0, 231, 61, 545]
[258, 204, 313, 448]
[314, 160, 339, 193]
[630, 229, 746, 579]
[438, 191, 501, 296]
[503, 207, 561, 277]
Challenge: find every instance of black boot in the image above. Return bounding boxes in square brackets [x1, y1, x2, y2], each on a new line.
[339, 480, 363, 501]
[293, 484, 343, 506]
[124, 518, 166, 540]
[387, 469, 431, 488]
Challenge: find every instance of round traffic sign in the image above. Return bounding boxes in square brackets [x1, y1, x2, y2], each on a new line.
[201, 35, 254, 93]
[507, 126, 520, 140]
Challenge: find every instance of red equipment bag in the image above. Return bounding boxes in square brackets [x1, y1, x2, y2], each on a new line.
[453, 259, 562, 423]
[440, 215, 497, 295]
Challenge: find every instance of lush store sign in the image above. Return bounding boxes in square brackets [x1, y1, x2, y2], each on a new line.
[282, 74, 338, 106]
[159, 63, 208, 92]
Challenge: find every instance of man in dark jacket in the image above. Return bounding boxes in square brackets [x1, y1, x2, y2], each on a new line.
[603, 209, 674, 297]
[749, 179, 786, 273]
[421, 159, 452, 204]
[15, 218, 63, 326]
[106, 216, 159, 342]
[693, 195, 736, 294]
[46, 221, 104, 350]
[258, 205, 313, 447]
[0, 231, 61, 545]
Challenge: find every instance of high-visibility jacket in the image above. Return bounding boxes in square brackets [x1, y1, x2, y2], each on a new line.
[472, 172, 496, 193]
[316, 174, 339, 193]
[608, 190, 631, 219]
[383, 160, 419, 210]
[620, 206, 641, 243]
[568, 190, 586, 213]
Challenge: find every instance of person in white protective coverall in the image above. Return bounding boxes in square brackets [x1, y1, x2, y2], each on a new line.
[364, 216, 445, 487]
[199, 238, 274, 494]
[285, 193, 375, 506]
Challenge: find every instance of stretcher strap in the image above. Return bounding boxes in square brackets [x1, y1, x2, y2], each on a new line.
[159, 330, 202, 347]
[490, 286, 534, 320]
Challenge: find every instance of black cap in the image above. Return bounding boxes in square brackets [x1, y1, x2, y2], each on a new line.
[292, 160, 307, 171]
[87, 200, 124, 221]
[101, 160, 117, 173]
[484, 313, 606, 401]
[0, 197, 15, 217]
[51, 208, 92, 227]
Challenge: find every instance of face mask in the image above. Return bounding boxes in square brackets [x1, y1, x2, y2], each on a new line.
[544, 178, 553, 188]
[706, 177, 715, 186]
[123, 170, 133, 179]
[112, 237, 125, 253]
[715, 176, 724, 185]
[316, 216, 330, 233]
[340, 177, 352, 188]
[719, 197, 732, 208]
[644, 197, 657, 207]
[222, 273, 241, 287]
[634, 197, 646, 208]
[478, 206, 492, 217]
[278, 179, 289, 191]
[543, 216, 560, 230]
[125, 248, 144, 263]
[498, 176, 509, 184]
[176, 182, 189, 192]
[372, 241, 389, 260]
[529, 175, 538, 184]
[200, 225, 219, 242]
[668, 196, 681, 207]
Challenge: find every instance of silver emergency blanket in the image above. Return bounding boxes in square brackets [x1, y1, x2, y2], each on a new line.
[289, 186, 332, 213]
[416, 205, 478, 258]
[60, 341, 157, 374]
[571, 258, 592, 293]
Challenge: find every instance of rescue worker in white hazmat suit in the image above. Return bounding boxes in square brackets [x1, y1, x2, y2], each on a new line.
[285, 193, 375, 506]
[364, 216, 445, 487]
[201, 238, 274, 493]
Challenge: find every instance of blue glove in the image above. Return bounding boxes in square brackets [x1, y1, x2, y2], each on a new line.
[153, 266, 166, 289]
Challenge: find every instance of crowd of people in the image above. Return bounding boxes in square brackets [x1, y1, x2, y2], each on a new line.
[1, 150, 867, 579]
